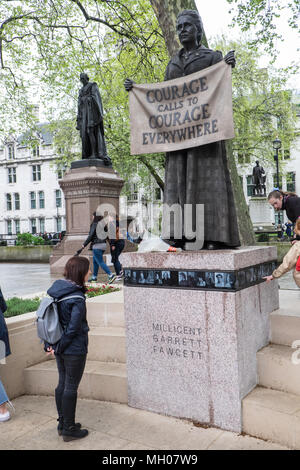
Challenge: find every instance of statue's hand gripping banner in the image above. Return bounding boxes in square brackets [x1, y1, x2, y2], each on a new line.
[129, 60, 234, 154]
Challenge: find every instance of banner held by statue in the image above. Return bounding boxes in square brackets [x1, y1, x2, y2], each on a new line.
[129, 60, 234, 155]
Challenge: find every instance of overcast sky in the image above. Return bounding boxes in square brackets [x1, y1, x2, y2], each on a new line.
[195, 0, 299, 89]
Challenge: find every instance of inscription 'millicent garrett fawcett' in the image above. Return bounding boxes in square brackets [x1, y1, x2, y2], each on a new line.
[152, 323, 202, 360]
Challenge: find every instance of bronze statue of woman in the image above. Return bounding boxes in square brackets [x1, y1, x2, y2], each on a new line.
[125, 10, 240, 249]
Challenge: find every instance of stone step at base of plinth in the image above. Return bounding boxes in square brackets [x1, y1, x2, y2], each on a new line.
[24, 359, 128, 404]
[88, 327, 126, 363]
[257, 343, 300, 395]
[242, 386, 300, 449]
[271, 312, 300, 347]
[87, 297, 124, 328]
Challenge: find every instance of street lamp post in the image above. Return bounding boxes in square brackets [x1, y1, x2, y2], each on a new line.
[56, 201, 59, 233]
[273, 137, 282, 225]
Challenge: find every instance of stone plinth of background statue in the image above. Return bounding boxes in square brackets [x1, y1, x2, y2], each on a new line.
[249, 197, 274, 228]
[50, 159, 125, 275]
[121, 246, 278, 433]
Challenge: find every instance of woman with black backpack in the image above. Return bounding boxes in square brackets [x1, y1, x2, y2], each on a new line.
[45, 256, 90, 442]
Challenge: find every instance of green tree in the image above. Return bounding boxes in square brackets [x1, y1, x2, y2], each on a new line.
[226, 0, 299, 57]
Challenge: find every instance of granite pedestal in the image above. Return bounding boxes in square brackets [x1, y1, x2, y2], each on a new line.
[121, 246, 278, 432]
[50, 160, 124, 274]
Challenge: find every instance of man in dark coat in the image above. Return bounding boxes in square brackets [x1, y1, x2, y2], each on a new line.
[252, 161, 266, 196]
[76, 73, 111, 166]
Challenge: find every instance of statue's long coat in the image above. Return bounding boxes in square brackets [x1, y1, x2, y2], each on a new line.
[77, 82, 107, 159]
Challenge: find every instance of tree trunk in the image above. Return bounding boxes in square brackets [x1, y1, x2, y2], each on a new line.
[139, 155, 165, 191]
[226, 141, 256, 245]
[149, 0, 208, 57]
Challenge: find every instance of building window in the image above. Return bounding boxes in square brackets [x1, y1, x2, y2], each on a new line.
[55, 189, 62, 208]
[14, 193, 20, 210]
[6, 194, 12, 211]
[15, 220, 20, 234]
[8, 144, 15, 160]
[32, 164, 41, 181]
[246, 175, 254, 197]
[237, 151, 251, 165]
[32, 145, 40, 158]
[129, 183, 138, 202]
[7, 220, 12, 235]
[30, 192, 36, 209]
[39, 218, 45, 233]
[287, 172, 296, 193]
[39, 191, 45, 209]
[275, 212, 284, 225]
[56, 216, 62, 232]
[154, 187, 162, 201]
[30, 218, 37, 234]
[8, 167, 16, 183]
[57, 165, 66, 179]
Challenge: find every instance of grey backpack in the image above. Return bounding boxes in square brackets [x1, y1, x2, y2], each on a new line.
[36, 295, 84, 345]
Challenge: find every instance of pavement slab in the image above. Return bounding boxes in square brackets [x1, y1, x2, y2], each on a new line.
[0, 395, 290, 450]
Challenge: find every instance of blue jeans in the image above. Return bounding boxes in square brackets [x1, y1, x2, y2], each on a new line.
[92, 249, 111, 277]
[0, 378, 9, 406]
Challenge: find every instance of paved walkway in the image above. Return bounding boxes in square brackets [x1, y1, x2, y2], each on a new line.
[0, 395, 289, 450]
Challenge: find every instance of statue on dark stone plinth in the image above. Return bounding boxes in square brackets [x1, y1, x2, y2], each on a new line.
[252, 160, 266, 196]
[125, 10, 240, 250]
[76, 73, 111, 166]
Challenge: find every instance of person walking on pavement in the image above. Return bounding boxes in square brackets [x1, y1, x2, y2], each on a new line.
[77, 213, 116, 284]
[108, 214, 125, 281]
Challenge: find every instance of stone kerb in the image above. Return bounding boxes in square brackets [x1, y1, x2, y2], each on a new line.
[121, 246, 279, 433]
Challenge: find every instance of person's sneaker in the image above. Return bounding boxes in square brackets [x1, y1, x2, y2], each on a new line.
[108, 274, 117, 284]
[62, 426, 89, 442]
[88, 276, 97, 283]
[115, 272, 124, 281]
[0, 410, 10, 422]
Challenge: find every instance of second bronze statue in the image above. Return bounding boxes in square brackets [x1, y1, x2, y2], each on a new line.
[76, 73, 111, 166]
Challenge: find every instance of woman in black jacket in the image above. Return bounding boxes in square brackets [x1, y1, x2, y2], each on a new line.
[268, 190, 300, 240]
[46, 256, 90, 442]
[0, 287, 12, 422]
[79, 213, 116, 283]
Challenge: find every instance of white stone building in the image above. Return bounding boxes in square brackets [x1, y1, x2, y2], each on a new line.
[0, 124, 66, 239]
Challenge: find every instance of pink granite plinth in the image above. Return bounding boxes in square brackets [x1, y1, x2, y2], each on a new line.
[121, 247, 278, 432]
